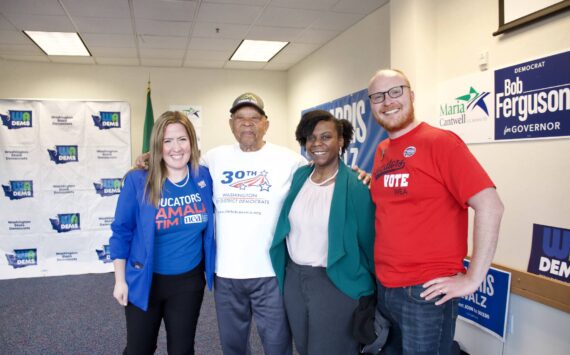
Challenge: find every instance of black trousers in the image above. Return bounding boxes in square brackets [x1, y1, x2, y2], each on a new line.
[124, 265, 205, 355]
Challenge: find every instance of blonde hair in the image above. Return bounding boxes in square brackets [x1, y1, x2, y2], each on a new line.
[144, 111, 200, 207]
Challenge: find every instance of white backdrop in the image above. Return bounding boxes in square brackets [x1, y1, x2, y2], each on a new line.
[0, 99, 131, 279]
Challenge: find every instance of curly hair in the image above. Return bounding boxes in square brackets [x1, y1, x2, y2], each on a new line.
[295, 109, 354, 154]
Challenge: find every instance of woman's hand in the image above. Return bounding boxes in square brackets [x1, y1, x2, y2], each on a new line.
[113, 281, 129, 306]
[112, 259, 129, 306]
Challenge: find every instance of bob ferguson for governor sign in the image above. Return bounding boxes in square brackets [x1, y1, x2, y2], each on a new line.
[495, 50, 570, 141]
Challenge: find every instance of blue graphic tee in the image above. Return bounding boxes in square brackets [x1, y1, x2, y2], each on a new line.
[153, 177, 208, 275]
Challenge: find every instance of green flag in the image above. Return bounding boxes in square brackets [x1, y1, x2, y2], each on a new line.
[142, 82, 154, 153]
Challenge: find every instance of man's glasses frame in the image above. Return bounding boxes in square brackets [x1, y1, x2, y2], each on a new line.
[368, 85, 410, 104]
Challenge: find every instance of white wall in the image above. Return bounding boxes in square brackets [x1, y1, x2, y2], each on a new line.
[0, 61, 288, 161]
[288, 0, 570, 354]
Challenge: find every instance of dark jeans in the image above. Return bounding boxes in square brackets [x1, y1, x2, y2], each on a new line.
[124, 265, 205, 355]
[376, 280, 458, 355]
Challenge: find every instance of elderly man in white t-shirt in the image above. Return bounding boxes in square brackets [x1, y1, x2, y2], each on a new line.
[204, 93, 306, 355]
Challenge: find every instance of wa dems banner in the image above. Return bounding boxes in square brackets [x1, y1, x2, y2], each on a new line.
[0, 99, 130, 279]
[528, 224, 570, 284]
[302, 89, 387, 172]
[495, 50, 570, 141]
[458, 259, 511, 341]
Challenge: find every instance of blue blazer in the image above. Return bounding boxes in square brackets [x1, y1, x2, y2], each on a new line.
[109, 165, 215, 311]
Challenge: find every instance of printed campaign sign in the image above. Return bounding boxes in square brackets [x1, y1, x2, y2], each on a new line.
[458, 259, 511, 341]
[495, 50, 570, 140]
[302, 89, 387, 172]
[527, 224, 570, 284]
[0, 99, 129, 279]
[437, 71, 494, 143]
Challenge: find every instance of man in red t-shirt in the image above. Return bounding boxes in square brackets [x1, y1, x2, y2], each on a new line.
[368, 69, 504, 355]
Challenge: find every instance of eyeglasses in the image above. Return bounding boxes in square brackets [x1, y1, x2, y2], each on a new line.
[368, 85, 410, 104]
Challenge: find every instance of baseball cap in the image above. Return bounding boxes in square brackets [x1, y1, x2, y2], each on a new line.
[230, 92, 266, 116]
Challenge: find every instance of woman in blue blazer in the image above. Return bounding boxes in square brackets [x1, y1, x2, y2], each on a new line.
[270, 110, 376, 354]
[110, 111, 215, 355]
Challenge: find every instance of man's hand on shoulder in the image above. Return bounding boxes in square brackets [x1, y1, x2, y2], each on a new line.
[134, 152, 150, 170]
[352, 165, 371, 188]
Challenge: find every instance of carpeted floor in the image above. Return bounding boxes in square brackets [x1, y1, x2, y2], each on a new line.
[0, 272, 264, 354]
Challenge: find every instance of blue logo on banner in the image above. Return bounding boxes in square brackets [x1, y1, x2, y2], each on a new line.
[92, 111, 121, 129]
[528, 224, 570, 283]
[302, 88, 388, 172]
[47, 145, 79, 164]
[2, 180, 33, 200]
[495, 51, 570, 140]
[0, 110, 32, 129]
[5, 248, 37, 268]
[49, 213, 81, 233]
[93, 178, 122, 196]
[96, 245, 112, 263]
[458, 259, 511, 340]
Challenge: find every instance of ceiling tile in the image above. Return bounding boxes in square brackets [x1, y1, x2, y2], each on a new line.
[332, 0, 389, 15]
[202, 0, 268, 5]
[184, 59, 225, 69]
[81, 33, 135, 48]
[0, 15, 18, 30]
[138, 34, 188, 49]
[136, 19, 191, 36]
[49, 55, 96, 64]
[271, 42, 319, 63]
[96, 57, 140, 66]
[256, 6, 320, 28]
[192, 22, 249, 39]
[310, 12, 364, 31]
[0, 0, 65, 16]
[0, 43, 44, 55]
[295, 28, 338, 44]
[189, 37, 239, 51]
[269, 0, 337, 11]
[75, 16, 133, 34]
[8, 14, 75, 31]
[141, 57, 183, 67]
[197, 3, 263, 25]
[186, 49, 231, 61]
[139, 47, 185, 59]
[134, 0, 197, 21]
[224, 60, 266, 70]
[247, 26, 303, 41]
[0, 30, 30, 44]
[61, 0, 130, 18]
[0, 54, 50, 62]
[89, 46, 138, 58]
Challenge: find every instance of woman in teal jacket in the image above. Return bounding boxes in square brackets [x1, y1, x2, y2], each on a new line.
[110, 111, 215, 355]
[270, 110, 376, 355]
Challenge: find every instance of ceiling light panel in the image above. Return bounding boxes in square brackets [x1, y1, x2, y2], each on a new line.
[24, 31, 90, 56]
[230, 40, 288, 62]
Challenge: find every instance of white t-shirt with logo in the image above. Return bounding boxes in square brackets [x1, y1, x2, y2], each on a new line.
[203, 143, 307, 278]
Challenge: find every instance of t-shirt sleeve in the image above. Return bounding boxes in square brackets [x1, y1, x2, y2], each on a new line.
[435, 131, 495, 208]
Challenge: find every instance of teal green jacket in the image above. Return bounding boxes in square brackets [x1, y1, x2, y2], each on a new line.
[269, 161, 376, 300]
